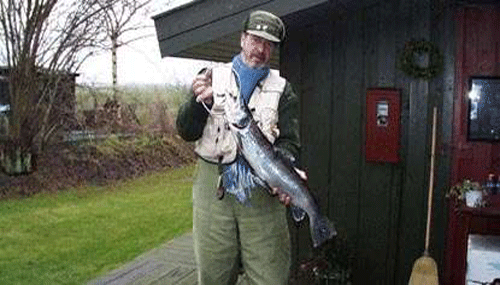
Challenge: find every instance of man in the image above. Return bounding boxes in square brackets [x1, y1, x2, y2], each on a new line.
[176, 10, 300, 285]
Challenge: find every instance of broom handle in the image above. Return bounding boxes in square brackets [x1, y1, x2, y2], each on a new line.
[424, 107, 438, 253]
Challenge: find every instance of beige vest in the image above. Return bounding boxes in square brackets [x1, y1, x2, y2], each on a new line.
[195, 63, 287, 164]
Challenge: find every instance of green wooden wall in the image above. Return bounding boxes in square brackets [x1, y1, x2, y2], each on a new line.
[281, 0, 455, 283]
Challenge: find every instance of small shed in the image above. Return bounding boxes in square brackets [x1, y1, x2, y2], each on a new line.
[0, 66, 79, 136]
[154, 0, 500, 284]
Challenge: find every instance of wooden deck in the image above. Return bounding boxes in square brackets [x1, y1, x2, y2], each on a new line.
[87, 232, 198, 285]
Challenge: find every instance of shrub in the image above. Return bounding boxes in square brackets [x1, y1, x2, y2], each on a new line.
[0, 84, 195, 199]
[0, 133, 195, 199]
[75, 83, 190, 134]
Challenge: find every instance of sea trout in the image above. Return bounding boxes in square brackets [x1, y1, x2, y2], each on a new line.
[225, 93, 337, 248]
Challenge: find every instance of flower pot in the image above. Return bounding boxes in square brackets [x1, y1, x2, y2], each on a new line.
[0, 146, 33, 175]
[316, 269, 352, 285]
[465, 190, 483, 207]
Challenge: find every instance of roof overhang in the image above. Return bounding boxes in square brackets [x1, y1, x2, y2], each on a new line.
[152, 0, 334, 67]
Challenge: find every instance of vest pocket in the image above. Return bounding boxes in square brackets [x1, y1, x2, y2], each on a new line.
[254, 107, 279, 143]
[195, 112, 237, 164]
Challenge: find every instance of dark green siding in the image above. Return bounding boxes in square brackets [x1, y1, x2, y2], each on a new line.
[282, 0, 454, 283]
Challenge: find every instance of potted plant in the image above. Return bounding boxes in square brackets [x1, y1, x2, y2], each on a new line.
[295, 232, 354, 285]
[450, 179, 484, 208]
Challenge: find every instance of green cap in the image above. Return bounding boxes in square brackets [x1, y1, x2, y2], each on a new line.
[243, 11, 285, 43]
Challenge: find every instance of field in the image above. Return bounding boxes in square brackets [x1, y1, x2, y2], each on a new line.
[0, 164, 196, 285]
[75, 84, 190, 127]
[0, 83, 199, 284]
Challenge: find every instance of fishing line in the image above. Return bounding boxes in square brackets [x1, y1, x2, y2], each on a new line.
[199, 100, 213, 114]
[197, 66, 243, 124]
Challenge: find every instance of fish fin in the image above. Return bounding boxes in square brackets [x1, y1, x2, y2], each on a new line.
[290, 206, 306, 222]
[252, 173, 268, 190]
[311, 215, 337, 248]
[274, 147, 297, 167]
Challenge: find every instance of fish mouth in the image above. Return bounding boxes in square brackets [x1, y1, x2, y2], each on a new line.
[230, 122, 246, 129]
[229, 116, 252, 130]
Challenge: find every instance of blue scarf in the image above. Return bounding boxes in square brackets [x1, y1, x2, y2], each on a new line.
[221, 54, 270, 204]
[232, 54, 270, 105]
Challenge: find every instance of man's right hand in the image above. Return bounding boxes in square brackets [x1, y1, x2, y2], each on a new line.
[192, 68, 213, 105]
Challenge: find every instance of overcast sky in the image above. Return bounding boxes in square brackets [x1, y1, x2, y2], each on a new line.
[77, 0, 210, 87]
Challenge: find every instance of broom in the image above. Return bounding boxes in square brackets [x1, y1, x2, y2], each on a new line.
[408, 106, 439, 285]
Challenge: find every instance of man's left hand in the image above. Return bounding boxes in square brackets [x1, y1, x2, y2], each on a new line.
[270, 167, 307, 207]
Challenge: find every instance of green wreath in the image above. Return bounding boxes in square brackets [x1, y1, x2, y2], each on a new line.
[398, 41, 443, 80]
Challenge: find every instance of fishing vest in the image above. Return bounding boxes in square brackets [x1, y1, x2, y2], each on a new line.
[194, 63, 287, 164]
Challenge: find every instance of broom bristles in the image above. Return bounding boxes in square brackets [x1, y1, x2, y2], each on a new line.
[408, 256, 439, 285]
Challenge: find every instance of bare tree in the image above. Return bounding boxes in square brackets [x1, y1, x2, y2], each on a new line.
[98, 0, 156, 99]
[0, 0, 115, 172]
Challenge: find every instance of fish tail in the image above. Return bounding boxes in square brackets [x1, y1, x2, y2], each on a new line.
[311, 215, 337, 248]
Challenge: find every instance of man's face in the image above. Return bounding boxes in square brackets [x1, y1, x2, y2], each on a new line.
[240, 32, 275, 68]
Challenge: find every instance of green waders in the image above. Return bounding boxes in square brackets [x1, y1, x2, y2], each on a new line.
[192, 159, 291, 285]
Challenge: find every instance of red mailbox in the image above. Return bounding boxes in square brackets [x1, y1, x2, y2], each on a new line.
[365, 88, 401, 163]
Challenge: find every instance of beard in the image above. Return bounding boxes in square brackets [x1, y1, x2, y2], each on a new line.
[241, 52, 269, 69]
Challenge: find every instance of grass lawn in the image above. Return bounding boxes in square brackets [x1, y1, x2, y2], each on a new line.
[0, 164, 196, 285]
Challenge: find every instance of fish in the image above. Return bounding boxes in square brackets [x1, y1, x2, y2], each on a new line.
[225, 93, 337, 248]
